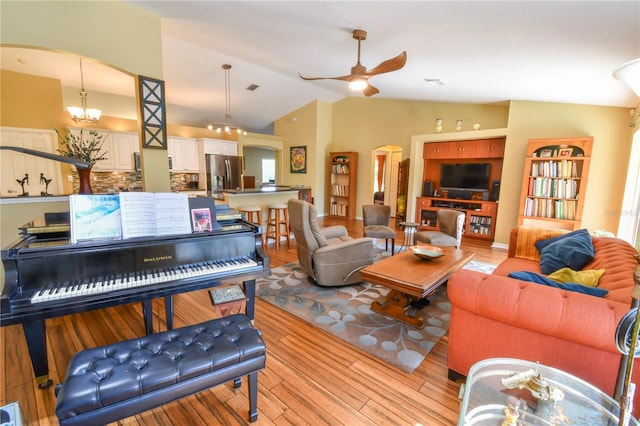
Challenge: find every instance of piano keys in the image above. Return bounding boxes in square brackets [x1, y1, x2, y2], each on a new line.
[1, 218, 269, 388]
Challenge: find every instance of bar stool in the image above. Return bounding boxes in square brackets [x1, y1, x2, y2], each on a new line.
[266, 202, 290, 247]
[238, 205, 264, 246]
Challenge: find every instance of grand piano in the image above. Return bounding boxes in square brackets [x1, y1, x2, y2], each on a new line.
[1, 215, 269, 388]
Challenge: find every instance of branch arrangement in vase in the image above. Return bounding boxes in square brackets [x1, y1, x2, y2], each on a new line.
[55, 128, 109, 168]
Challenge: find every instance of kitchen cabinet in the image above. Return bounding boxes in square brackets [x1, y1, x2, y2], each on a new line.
[168, 137, 199, 172]
[1, 127, 63, 196]
[70, 128, 138, 172]
[200, 138, 238, 156]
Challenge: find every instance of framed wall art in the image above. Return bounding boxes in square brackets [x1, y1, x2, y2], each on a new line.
[559, 147, 573, 157]
[290, 146, 307, 173]
[138, 75, 168, 149]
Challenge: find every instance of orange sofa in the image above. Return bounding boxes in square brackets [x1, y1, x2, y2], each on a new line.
[447, 226, 640, 414]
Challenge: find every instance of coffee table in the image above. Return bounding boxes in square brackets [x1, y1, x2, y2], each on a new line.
[360, 246, 473, 328]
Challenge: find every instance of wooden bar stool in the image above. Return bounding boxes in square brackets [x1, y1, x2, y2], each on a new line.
[238, 205, 264, 246]
[265, 203, 290, 247]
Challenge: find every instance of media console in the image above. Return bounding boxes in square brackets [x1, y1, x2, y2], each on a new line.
[415, 196, 498, 240]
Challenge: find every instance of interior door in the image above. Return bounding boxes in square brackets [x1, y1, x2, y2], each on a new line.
[388, 151, 402, 217]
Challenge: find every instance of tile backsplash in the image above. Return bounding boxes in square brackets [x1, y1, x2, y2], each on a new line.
[73, 171, 201, 193]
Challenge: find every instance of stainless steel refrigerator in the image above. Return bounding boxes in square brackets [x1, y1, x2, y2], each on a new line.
[206, 154, 243, 199]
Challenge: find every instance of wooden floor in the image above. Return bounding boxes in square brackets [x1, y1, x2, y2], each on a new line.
[0, 216, 507, 425]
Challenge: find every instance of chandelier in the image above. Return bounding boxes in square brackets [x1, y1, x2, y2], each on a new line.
[613, 58, 640, 96]
[208, 64, 246, 135]
[67, 58, 101, 124]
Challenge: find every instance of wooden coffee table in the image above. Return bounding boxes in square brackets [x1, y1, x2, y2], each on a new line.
[360, 247, 474, 328]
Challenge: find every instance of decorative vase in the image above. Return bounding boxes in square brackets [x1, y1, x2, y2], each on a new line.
[77, 168, 93, 194]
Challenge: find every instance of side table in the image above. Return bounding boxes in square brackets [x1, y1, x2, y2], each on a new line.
[459, 357, 638, 425]
[399, 221, 419, 251]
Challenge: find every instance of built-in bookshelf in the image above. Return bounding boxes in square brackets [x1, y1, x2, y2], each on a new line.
[518, 136, 592, 230]
[328, 152, 357, 220]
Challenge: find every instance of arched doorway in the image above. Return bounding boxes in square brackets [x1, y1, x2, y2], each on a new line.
[370, 145, 402, 217]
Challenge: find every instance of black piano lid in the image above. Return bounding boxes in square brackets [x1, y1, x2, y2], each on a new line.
[5, 221, 259, 254]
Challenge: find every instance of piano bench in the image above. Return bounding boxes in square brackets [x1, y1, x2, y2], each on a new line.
[54, 314, 266, 426]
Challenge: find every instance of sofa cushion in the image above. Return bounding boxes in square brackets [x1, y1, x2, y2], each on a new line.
[508, 271, 608, 297]
[535, 229, 595, 274]
[514, 226, 569, 261]
[547, 267, 605, 287]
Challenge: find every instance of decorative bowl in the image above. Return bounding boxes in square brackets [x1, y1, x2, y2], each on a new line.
[410, 245, 444, 261]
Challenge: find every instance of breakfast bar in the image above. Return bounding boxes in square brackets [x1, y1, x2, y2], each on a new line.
[221, 186, 311, 225]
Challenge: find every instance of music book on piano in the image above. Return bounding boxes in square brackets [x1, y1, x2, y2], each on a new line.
[69, 194, 122, 244]
[119, 192, 192, 239]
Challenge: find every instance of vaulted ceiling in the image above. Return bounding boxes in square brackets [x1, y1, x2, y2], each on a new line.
[2, 1, 638, 134]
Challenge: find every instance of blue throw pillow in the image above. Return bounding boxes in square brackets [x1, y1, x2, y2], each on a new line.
[508, 271, 608, 297]
[534, 228, 595, 274]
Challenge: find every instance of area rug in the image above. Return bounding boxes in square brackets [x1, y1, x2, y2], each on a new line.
[256, 258, 496, 373]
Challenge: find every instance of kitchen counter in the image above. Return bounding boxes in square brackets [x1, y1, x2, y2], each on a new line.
[222, 185, 310, 195]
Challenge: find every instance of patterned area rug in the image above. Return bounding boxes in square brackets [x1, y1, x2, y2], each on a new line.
[256, 256, 496, 373]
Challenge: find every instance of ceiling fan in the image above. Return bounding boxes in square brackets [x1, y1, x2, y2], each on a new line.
[299, 29, 407, 97]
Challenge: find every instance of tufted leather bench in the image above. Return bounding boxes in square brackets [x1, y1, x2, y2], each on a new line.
[55, 314, 265, 425]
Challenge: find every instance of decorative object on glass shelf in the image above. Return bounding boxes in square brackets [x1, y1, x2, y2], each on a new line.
[473, 123, 480, 131]
[435, 118, 443, 134]
[456, 119, 463, 131]
[67, 58, 102, 124]
[207, 64, 247, 136]
[55, 127, 109, 194]
[290, 146, 307, 173]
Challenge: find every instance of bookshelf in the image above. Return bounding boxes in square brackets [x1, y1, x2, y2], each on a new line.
[518, 136, 592, 230]
[328, 151, 358, 220]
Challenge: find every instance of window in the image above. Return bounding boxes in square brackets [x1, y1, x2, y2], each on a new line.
[262, 159, 275, 184]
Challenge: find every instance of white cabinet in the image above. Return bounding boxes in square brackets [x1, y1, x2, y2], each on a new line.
[168, 137, 199, 172]
[0, 127, 63, 196]
[70, 128, 138, 171]
[109, 132, 138, 171]
[200, 138, 238, 156]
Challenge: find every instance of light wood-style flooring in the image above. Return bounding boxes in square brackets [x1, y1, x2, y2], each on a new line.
[0, 216, 507, 425]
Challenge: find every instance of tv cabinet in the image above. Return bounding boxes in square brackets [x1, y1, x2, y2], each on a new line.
[415, 197, 498, 240]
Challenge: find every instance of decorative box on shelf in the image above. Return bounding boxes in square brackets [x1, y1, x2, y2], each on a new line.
[209, 284, 247, 318]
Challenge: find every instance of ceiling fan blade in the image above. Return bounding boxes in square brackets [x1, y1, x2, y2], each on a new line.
[365, 51, 407, 77]
[298, 73, 354, 82]
[363, 84, 380, 97]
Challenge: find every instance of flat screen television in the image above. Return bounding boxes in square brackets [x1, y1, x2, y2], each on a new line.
[440, 163, 490, 191]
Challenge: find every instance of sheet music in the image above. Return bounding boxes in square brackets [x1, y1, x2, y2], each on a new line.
[119, 192, 192, 238]
[155, 193, 192, 235]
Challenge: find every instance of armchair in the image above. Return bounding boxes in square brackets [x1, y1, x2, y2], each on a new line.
[414, 209, 465, 248]
[288, 199, 375, 286]
[362, 204, 396, 254]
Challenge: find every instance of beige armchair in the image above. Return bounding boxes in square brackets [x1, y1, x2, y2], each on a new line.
[362, 204, 395, 254]
[288, 199, 375, 286]
[414, 209, 465, 248]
